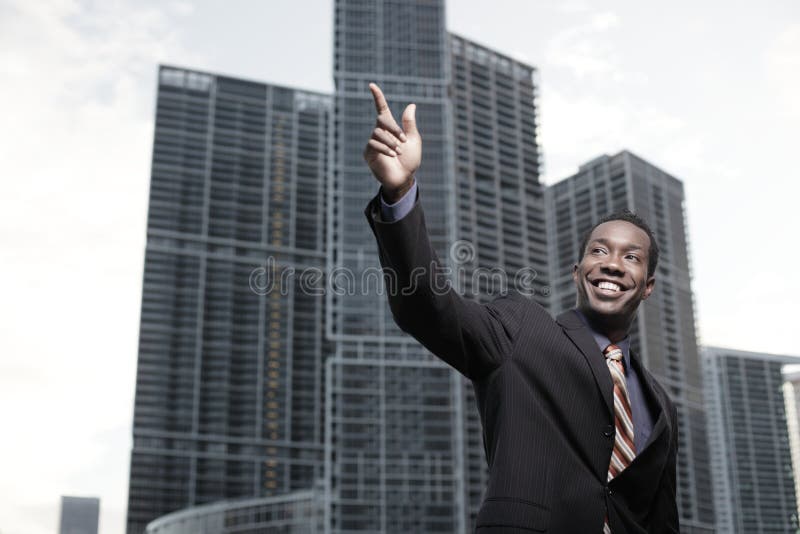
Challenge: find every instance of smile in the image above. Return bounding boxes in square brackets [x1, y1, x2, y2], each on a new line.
[590, 278, 627, 293]
[598, 281, 620, 291]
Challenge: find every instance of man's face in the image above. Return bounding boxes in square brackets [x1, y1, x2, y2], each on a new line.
[572, 220, 655, 327]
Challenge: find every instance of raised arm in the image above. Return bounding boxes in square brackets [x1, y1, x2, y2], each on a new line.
[362, 84, 527, 380]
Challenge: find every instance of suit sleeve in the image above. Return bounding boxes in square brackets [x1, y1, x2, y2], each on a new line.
[364, 186, 527, 380]
[379, 180, 417, 221]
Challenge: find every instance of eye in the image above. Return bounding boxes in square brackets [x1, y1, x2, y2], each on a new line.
[625, 254, 639, 262]
[591, 247, 606, 255]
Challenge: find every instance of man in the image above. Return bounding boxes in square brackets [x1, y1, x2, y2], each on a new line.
[362, 83, 679, 533]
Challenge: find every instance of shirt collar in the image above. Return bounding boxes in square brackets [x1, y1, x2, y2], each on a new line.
[574, 309, 632, 373]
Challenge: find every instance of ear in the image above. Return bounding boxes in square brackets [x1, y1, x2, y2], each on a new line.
[572, 263, 579, 284]
[642, 276, 656, 300]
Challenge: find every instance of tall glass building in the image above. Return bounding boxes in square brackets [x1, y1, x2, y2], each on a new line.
[702, 346, 800, 533]
[325, 0, 550, 530]
[449, 34, 547, 306]
[126, 66, 331, 533]
[325, 1, 465, 530]
[546, 151, 715, 532]
[328, 0, 454, 341]
[449, 33, 548, 524]
[782, 371, 800, 521]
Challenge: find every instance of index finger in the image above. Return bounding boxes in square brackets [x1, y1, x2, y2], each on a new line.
[368, 83, 407, 141]
[369, 83, 390, 115]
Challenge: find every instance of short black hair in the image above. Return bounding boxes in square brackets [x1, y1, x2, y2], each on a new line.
[578, 209, 660, 277]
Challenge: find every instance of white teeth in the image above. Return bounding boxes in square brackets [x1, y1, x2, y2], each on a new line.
[598, 281, 621, 292]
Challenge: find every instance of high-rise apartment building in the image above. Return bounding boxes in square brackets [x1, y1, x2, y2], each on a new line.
[703, 346, 799, 533]
[448, 33, 548, 524]
[783, 370, 800, 521]
[126, 66, 331, 533]
[328, 0, 454, 341]
[546, 151, 714, 532]
[325, 0, 550, 531]
[325, 1, 465, 530]
[59, 496, 100, 534]
[449, 33, 546, 306]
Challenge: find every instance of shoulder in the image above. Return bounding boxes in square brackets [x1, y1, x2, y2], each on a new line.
[478, 290, 553, 348]
[484, 289, 549, 323]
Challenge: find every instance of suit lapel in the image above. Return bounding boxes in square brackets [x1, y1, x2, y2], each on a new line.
[556, 310, 613, 416]
[628, 351, 668, 453]
[641, 410, 667, 454]
[556, 309, 672, 455]
[614, 352, 671, 497]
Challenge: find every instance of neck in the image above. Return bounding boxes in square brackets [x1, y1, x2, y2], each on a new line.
[579, 308, 633, 342]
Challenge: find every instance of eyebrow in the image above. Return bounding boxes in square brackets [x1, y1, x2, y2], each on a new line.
[590, 237, 644, 251]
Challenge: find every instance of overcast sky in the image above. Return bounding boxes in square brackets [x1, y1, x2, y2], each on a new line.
[1, 1, 799, 532]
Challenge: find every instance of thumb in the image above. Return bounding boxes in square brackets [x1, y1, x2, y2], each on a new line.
[401, 103, 418, 136]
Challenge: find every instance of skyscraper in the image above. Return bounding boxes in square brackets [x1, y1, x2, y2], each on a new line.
[328, 0, 454, 341]
[126, 66, 331, 533]
[783, 371, 800, 521]
[326, 0, 551, 530]
[449, 33, 547, 307]
[325, 1, 465, 530]
[449, 33, 548, 524]
[546, 151, 715, 532]
[703, 346, 799, 533]
[59, 496, 99, 534]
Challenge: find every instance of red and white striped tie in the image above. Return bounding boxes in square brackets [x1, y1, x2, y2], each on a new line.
[603, 343, 636, 534]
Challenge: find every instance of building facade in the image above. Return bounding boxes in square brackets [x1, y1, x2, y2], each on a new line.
[126, 66, 331, 533]
[783, 371, 800, 521]
[324, 0, 551, 531]
[59, 496, 100, 534]
[448, 33, 547, 306]
[703, 346, 799, 533]
[546, 151, 715, 532]
[448, 33, 548, 525]
[325, 1, 466, 531]
[144, 489, 324, 534]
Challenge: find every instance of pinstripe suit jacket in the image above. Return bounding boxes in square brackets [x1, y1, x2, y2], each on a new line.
[364, 189, 679, 533]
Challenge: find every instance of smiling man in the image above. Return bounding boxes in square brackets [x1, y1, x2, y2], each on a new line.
[575, 216, 657, 343]
[363, 83, 679, 533]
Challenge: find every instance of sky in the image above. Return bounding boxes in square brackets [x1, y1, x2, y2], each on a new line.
[1, 1, 798, 532]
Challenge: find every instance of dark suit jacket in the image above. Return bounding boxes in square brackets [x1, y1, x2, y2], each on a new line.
[364, 189, 680, 533]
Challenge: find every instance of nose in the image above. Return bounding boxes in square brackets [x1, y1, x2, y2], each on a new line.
[600, 253, 625, 276]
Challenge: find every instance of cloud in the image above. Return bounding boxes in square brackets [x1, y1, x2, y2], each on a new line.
[590, 12, 620, 31]
[698, 266, 800, 356]
[764, 23, 800, 118]
[0, 2, 199, 533]
[537, 85, 691, 183]
[544, 11, 621, 79]
[555, 0, 592, 15]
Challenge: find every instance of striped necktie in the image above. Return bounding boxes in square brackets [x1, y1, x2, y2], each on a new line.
[603, 343, 636, 534]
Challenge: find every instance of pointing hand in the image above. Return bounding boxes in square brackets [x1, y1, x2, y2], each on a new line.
[362, 83, 421, 201]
